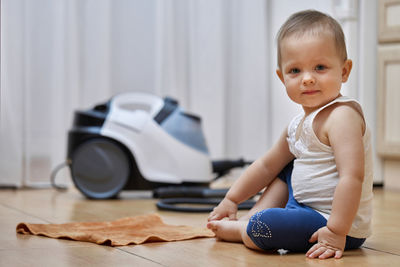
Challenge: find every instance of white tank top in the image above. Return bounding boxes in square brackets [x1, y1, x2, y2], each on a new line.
[287, 96, 373, 238]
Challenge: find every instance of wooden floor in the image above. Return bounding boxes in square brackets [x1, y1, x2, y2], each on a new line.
[0, 187, 399, 266]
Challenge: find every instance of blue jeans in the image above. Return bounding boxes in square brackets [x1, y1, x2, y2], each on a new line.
[246, 161, 365, 252]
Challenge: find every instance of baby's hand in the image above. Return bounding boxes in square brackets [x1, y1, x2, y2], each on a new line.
[306, 226, 346, 259]
[207, 198, 238, 221]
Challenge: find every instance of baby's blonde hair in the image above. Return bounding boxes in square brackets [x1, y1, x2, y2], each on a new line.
[276, 10, 347, 69]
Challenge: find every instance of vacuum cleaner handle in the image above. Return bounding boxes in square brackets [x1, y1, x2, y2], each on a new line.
[110, 93, 164, 116]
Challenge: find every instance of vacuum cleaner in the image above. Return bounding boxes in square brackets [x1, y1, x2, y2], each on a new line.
[65, 92, 253, 209]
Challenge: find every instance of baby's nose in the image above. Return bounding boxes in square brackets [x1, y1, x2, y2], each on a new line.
[302, 73, 315, 86]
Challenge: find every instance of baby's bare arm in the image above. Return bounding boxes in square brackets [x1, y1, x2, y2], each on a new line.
[328, 105, 365, 236]
[307, 104, 365, 259]
[208, 128, 294, 221]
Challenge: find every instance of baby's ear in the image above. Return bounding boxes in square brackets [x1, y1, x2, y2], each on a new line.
[276, 69, 284, 83]
[342, 59, 353, 82]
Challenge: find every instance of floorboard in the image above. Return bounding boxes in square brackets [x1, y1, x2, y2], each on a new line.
[0, 187, 398, 266]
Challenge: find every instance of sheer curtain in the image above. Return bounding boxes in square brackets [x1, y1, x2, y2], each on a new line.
[1, 0, 155, 186]
[1, 0, 275, 186]
[1, 0, 378, 187]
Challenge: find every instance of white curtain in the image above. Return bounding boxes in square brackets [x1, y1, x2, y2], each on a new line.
[1, 0, 274, 186]
[1, 0, 378, 187]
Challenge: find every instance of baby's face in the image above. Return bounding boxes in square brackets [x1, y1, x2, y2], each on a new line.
[276, 32, 352, 115]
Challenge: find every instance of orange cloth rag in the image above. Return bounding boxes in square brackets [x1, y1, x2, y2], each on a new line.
[16, 213, 215, 246]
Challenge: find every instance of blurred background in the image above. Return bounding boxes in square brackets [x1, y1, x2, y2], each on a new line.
[1, 0, 397, 189]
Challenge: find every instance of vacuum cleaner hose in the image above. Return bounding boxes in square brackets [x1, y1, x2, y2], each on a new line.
[156, 198, 256, 213]
[153, 187, 228, 199]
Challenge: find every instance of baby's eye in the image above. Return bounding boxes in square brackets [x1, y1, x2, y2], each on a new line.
[289, 68, 300, 74]
[315, 65, 326, 71]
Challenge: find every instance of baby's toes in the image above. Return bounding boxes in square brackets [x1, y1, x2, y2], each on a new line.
[207, 221, 219, 232]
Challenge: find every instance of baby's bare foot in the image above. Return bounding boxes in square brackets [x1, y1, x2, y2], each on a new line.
[207, 220, 248, 242]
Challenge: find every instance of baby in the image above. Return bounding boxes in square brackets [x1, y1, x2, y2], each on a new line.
[207, 10, 373, 260]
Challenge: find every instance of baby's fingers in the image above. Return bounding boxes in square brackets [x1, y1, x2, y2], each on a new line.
[207, 212, 219, 221]
[208, 208, 225, 221]
[307, 246, 327, 258]
[306, 244, 343, 259]
[207, 210, 217, 221]
[306, 243, 319, 257]
[318, 248, 336, 259]
[334, 250, 343, 259]
[308, 231, 318, 243]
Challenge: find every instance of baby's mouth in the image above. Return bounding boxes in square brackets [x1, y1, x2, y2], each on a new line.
[302, 90, 319, 95]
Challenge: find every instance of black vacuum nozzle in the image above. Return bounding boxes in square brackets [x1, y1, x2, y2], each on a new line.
[212, 158, 252, 178]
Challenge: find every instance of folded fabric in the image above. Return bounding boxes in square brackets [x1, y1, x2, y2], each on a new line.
[16, 213, 215, 246]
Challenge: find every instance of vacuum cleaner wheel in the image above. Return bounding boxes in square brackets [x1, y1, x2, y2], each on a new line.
[71, 138, 130, 199]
